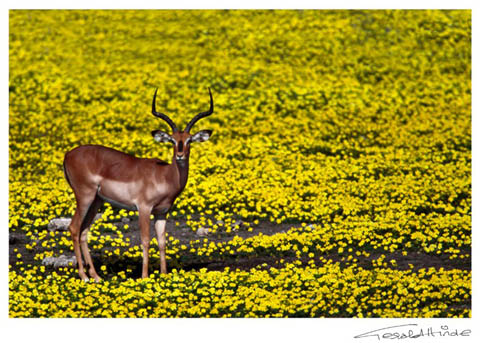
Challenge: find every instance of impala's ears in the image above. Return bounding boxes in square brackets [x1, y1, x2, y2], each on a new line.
[152, 130, 175, 144]
[190, 130, 213, 143]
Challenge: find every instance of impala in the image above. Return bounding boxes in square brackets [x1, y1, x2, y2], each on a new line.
[63, 88, 214, 281]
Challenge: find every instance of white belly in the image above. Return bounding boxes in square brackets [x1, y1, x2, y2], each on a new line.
[98, 180, 138, 210]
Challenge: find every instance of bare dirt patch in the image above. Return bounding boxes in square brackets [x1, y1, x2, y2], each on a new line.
[9, 216, 471, 279]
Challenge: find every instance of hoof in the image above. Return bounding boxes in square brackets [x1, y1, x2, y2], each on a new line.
[89, 271, 101, 282]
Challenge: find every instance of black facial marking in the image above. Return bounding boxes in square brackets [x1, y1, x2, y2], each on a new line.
[178, 140, 183, 152]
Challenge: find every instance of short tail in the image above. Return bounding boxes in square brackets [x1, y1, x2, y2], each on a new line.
[63, 158, 73, 188]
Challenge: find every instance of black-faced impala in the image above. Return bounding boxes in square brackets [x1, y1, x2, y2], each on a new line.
[63, 88, 214, 281]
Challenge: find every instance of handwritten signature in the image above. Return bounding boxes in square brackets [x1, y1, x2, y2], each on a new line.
[354, 324, 471, 340]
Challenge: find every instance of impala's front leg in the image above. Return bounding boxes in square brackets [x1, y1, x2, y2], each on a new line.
[138, 207, 152, 278]
[154, 216, 167, 274]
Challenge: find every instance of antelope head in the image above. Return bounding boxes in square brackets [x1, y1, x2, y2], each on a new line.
[151, 88, 213, 164]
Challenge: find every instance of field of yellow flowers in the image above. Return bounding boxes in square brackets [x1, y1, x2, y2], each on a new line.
[9, 10, 471, 318]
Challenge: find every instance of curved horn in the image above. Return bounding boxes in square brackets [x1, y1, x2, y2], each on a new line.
[185, 88, 214, 133]
[152, 88, 178, 133]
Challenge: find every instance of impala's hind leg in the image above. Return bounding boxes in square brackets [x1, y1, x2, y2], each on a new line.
[79, 196, 103, 282]
[68, 189, 97, 281]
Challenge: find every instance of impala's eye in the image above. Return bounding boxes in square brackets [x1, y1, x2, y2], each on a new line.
[178, 140, 183, 152]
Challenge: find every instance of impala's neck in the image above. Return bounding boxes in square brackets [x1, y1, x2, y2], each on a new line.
[172, 156, 189, 191]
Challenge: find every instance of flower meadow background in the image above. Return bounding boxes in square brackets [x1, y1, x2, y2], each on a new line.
[8, 10, 471, 318]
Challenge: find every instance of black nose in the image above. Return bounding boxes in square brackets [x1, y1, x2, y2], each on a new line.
[178, 140, 183, 152]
